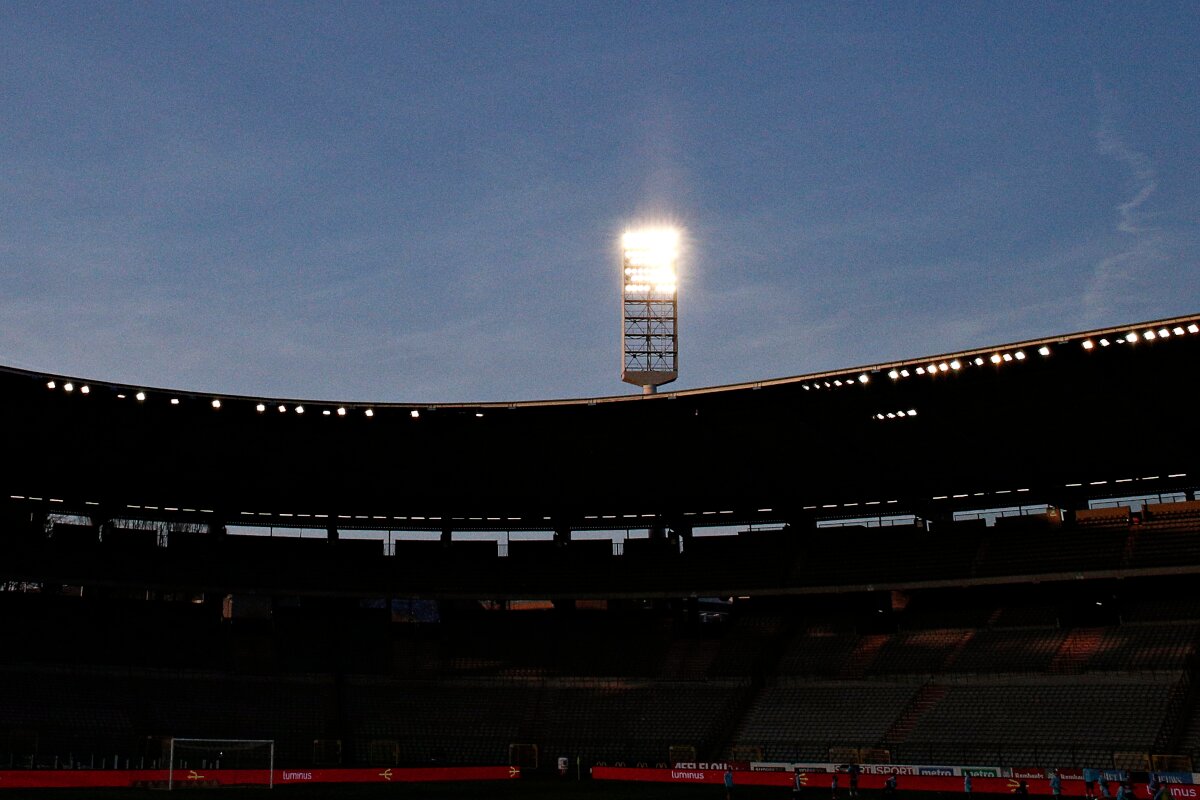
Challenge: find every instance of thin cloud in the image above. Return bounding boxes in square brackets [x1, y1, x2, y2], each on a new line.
[1085, 80, 1165, 318]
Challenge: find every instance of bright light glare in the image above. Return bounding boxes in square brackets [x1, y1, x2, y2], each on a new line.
[255, 403, 265, 412]
[136, 392, 146, 402]
[47, 380, 56, 389]
[63, 382, 74, 392]
[80, 385, 90, 394]
[622, 228, 678, 295]
[211, 399, 221, 409]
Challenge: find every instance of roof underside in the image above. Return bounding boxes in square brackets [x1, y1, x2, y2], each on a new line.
[2, 314, 1198, 530]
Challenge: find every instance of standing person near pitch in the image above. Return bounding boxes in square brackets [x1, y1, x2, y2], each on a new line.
[724, 767, 734, 800]
[964, 773, 973, 797]
[831, 770, 839, 800]
[1051, 769, 1063, 800]
[792, 768, 805, 800]
[1099, 773, 1111, 799]
[847, 764, 861, 798]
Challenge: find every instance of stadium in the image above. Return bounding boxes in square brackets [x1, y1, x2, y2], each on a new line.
[3, 311, 1199, 795]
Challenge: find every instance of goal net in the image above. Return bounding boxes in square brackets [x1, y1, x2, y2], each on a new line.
[167, 738, 275, 789]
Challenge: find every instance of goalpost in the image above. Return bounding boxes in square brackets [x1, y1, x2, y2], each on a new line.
[167, 738, 275, 790]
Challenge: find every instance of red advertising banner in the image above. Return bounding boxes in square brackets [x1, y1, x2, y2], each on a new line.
[0, 765, 519, 790]
[591, 767, 1146, 796]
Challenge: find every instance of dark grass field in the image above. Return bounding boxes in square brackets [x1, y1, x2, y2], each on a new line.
[0, 782, 951, 800]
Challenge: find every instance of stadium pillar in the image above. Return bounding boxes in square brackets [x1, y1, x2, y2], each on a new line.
[553, 524, 570, 545]
[672, 524, 692, 551]
[326, 524, 339, 542]
[440, 526, 452, 545]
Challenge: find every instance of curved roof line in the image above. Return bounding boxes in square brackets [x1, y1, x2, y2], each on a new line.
[4, 312, 1198, 410]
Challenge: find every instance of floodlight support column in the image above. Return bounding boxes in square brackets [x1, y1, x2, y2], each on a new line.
[643, 385, 656, 395]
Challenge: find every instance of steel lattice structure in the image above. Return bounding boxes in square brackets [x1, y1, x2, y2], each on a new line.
[621, 229, 679, 392]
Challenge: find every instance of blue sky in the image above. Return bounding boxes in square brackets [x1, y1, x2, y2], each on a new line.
[2, 1, 1197, 402]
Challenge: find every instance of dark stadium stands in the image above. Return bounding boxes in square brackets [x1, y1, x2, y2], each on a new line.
[3, 314, 1200, 773]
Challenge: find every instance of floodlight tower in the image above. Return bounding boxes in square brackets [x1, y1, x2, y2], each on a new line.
[621, 228, 680, 394]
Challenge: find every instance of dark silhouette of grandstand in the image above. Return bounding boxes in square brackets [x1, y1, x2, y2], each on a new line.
[2, 315, 1199, 773]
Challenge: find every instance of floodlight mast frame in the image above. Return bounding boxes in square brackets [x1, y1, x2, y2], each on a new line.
[621, 230, 679, 394]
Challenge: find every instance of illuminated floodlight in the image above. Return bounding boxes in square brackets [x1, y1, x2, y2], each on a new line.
[1126, 332, 1139, 343]
[915, 367, 926, 375]
[907, 409, 917, 416]
[858, 374, 869, 384]
[63, 382, 74, 392]
[949, 360, 961, 370]
[899, 369, 910, 377]
[1189, 324, 1200, 334]
[1100, 338, 1110, 347]
[973, 357, 984, 366]
[322, 409, 331, 416]
[1158, 328, 1170, 338]
[834, 379, 843, 386]
[136, 391, 146, 402]
[1082, 340, 1094, 350]
[211, 399, 221, 409]
[1174, 327, 1185, 335]
[1014, 351, 1026, 360]
[1002, 353, 1013, 362]
[278, 405, 287, 413]
[295, 405, 304, 414]
[255, 403, 265, 412]
[1038, 346, 1051, 356]
[888, 370, 899, 380]
[410, 409, 419, 418]
[1143, 330, 1156, 340]
[364, 409, 374, 417]
[338, 407, 347, 416]
[46, 380, 56, 389]
[80, 385, 90, 394]
[170, 398, 179, 405]
[621, 227, 679, 393]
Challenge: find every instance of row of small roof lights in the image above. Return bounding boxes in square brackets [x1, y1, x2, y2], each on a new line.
[43, 380, 428, 419]
[802, 374, 870, 391]
[886, 346, 1049, 381]
[1082, 324, 1199, 350]
[874, 409, 918, 421]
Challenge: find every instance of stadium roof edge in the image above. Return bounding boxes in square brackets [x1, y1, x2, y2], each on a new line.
[3, 311, 1198, 410]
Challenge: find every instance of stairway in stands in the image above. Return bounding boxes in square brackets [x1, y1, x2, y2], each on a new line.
[1049, 627, 1105, 674]
[843, 634, 889, 678]
[939, 629, 976, 671]
[880, 683, 948, 748]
